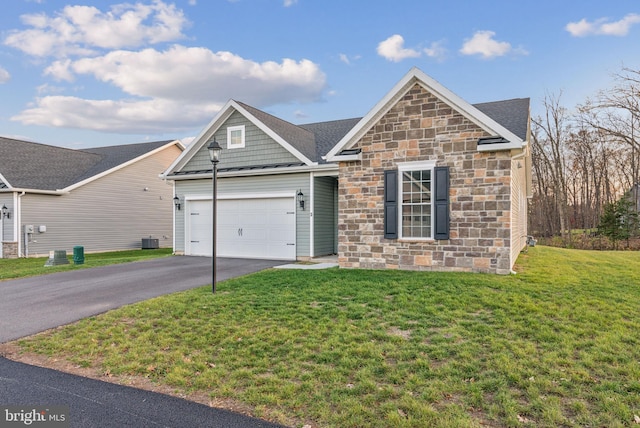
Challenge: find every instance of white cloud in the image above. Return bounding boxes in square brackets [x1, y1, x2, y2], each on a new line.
[45, 45, 326, 104]
[377, 34, 421, 62]
[3, 1, 188, 57]
[12, 96, 220, 133]
[284, 0, 298, 6]
[338, 53, 361, 65]
[294, 110, 308, 119]
[17, 46, 327, 133]
[423, 41, 447, 62]
[460, 30, 526, 59]
[566, 13, 640, 37]
[0, 66, 10, 83]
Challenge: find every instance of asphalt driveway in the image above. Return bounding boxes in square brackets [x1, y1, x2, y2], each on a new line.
[0, 256, 282, 343]
[0, 256, 287, 427]
[0, 356, 285, 428]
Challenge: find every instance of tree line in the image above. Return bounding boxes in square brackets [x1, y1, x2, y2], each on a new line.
[530, 67, 640, 248]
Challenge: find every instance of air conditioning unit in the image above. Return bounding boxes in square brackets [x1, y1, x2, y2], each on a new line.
[142, 237, 159, 249]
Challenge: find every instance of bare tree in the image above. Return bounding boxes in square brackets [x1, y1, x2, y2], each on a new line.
[579, 67, 640, 207]
[532, 94, 572, 239]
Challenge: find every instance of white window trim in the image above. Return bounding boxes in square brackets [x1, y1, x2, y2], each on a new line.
[227, 125, 245, 149]
[398, 160, 436, 241]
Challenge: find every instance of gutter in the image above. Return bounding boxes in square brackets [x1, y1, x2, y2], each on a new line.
[163, 163, 339, 181]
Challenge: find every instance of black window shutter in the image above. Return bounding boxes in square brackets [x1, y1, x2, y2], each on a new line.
[384, 170, 398, 239]
[433, 166, 450, 240]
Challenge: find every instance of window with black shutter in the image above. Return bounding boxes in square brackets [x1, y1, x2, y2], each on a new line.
[384, 163, 449, 240]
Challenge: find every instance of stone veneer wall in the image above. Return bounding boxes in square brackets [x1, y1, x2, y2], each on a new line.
[1, 242, 18, 259]
[338, 83, 513, 274]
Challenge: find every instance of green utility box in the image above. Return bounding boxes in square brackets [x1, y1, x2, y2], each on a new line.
[73, 246, 85, 265]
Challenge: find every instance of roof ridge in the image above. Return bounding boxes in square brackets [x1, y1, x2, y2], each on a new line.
[0, 136, 94, 155]
[299, 117, 362, 127]
[234, 100, 314, 137]
[82, 139, 175, 152]
[473, 97, 530, 106]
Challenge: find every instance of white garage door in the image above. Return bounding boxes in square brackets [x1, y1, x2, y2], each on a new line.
[187, 197, 296, 260]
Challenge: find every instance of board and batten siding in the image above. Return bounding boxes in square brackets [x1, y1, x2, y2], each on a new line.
[174, 172, 312, 257]
[19, 145, 180, 257]
[510, 156, 528, 267]
[181, 111, 301, 173]
[313, 176, 338, 256]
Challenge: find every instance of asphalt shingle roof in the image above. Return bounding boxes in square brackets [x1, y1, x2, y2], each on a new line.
[235, 101, 318, 162]
[235, 97, 528, 165]
[299, 118, 362, 162]
[0, 137, 173, 191]
[473, 98, 530, 141]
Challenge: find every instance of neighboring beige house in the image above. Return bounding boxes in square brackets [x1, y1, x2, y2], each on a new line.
[163, 67, 531, 274]
[0, 138, 183, 258]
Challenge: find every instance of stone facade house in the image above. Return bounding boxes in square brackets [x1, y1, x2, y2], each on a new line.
[326, 68, 531, 274]
[163, 67, 531, 274]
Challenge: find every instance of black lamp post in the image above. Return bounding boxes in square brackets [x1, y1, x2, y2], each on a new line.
[207, 138, 222, 294]
[0, 204, 7, 259]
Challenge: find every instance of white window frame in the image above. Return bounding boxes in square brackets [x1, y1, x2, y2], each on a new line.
[227, 125, 245, 149]
[398, 160, 436, 240]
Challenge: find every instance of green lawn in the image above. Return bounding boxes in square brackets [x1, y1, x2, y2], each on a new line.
[8, 247, 640, 427]
[0, 248, 173, 280]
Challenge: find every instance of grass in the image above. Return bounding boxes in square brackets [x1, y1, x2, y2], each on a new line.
[0, 248, 173, 281]
[9, 246, 640, 427]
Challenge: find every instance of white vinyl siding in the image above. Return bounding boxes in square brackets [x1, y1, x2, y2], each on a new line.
[18, 145, 181, 257]
[511, 157, 527, 267]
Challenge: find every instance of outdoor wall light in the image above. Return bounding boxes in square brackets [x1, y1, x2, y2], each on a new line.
[297, 190, 305, 210]
[173, 196, 181, 211]
[1, 204, 10, 219]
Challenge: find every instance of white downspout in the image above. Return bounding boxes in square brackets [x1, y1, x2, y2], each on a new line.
[16, 191, 24, 257]
[309, 174, 315, 258]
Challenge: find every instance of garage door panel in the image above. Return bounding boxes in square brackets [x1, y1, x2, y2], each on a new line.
[188, 196, 296, 260]
[187, 200, 212, 256]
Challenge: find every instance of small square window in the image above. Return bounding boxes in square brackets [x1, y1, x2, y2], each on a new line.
[227, 125, 245, 149]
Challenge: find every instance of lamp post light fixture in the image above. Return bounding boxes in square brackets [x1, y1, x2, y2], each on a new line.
[207, 138, 222, 294]
[173, 195, 181, 211]
[297, 190, 305, 210]
[0, 205, 7, 259]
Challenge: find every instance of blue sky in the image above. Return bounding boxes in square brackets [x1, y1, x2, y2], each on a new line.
[0, 0, 638, 149]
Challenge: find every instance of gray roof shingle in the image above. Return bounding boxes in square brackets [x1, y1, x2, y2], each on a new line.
[235, 101, 318, 162]
[232, 97, 528, 165]
[473, 98, 530, 141]
[0, 137, 173, 191]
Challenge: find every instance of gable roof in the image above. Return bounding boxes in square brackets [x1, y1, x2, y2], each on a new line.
[325, 67, 529, 161]
[0, 137, 180, 193]
[164, 68, 530, 178]
[163, 100, 360, 177]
